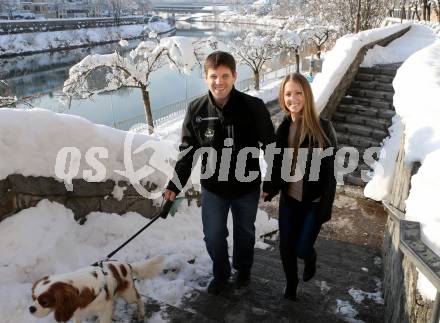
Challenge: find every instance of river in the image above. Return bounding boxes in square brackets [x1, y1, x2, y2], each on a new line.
[1, 21, 290, 129]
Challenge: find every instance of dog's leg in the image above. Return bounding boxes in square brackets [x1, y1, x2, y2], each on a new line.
[121, 284, 145, 321]
[98, 302, 114, 323]
[136, 291, 145, 322]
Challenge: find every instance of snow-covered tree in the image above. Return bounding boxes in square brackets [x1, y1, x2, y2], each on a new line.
[271, 0, 304, 17]
[274, 28, 304, 73]
[0, 0, 18, 19]
[63, 36, 213, 133]
[300, 25, 337, 59]
[228, 31, 279, 90]
[306, 0, 388, 34]
[434, 0, 440, 22]
[0, 81, 17, 108]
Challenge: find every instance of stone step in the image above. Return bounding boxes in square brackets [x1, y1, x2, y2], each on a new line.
[337, 103, 379, 117]
[332, 112, 392, 131]
[344, 170, 370, 187]
[347, 88, 394, 102]
[351, 80, 394, 92]
[251, 257, 371, 321]
[336, 133, 381, 148]
[253, 241, 384, 322]
[333, 122, 388, 141]
[129, 296, 219, 322]
[355, 73, 394, 84]
[337, 144, 380, 174]
[358, 65, 399, 76]
[183, 276, 294, 323]
[340, 96, 394, 111]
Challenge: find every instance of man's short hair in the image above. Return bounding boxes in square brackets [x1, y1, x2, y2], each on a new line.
[204, 51, 236, 75]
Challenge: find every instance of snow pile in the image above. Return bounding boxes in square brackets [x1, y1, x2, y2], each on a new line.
[0, 21, 174, 56]
[312, 22, 411, 114]
[364, 24, 438, 201]
[361, 24, 437, 67]
[0, 108, 177, 194]
[363, 115, 403, 200]
[0, 199, 278, 323]
[364, 30, 440, 299]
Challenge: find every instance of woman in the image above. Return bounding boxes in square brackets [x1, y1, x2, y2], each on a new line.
[262, 73, 337, 301]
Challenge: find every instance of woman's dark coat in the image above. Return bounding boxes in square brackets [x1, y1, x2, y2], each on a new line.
[263, 116, 338, 224]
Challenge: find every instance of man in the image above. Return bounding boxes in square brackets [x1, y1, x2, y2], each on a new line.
[164, 51, 275, 295]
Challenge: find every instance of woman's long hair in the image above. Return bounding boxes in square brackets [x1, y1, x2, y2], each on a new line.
[278, 73, 329, 169]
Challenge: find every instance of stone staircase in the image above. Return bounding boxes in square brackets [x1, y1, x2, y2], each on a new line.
[332, 63, 401, 187]
[125, 238, 384, 322]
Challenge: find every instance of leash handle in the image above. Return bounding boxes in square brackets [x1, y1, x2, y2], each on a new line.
[92, 199, 174, 266]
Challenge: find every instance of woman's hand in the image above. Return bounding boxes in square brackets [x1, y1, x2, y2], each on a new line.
[261, 192, 270, 202]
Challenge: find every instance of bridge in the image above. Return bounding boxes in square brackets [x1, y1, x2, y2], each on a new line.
[152, 4, 225, 13]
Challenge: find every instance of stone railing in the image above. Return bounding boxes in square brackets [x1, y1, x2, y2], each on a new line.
[0, 17, 145, 35]
[320, 25, 411, 119]
[0, 174, 200, 224]
[382, 134, 440, 323]
[0, 174, 162, 223]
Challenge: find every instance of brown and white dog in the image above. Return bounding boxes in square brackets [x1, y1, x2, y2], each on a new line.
[29, 256, 164, 323]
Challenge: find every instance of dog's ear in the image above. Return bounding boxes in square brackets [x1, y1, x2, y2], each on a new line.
[49, 282, 79, 322]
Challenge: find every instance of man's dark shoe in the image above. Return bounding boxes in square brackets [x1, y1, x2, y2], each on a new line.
[207, 279, 228, 295]
[303, 249, 317, 282]
[234, 271, 251, 289]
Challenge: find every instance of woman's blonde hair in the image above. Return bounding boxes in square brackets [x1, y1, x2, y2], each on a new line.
[278, 73, 328, 150]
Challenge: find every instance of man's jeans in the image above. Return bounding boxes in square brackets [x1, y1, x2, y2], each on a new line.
[201, 187, 260, 282]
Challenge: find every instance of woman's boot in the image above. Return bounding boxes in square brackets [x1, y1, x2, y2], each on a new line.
[303, 248, 317, 282]
[280, 247, 298, 301]
[284, 276, 298, 301]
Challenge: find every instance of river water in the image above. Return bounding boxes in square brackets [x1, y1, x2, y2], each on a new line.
[1, 21, 289, 129]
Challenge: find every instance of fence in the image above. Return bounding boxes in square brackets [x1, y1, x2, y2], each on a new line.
[0, 17, 145, 35]
[115, 63, 296, 131]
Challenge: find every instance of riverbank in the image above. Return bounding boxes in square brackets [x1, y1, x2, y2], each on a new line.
[0, 21, 175, 58]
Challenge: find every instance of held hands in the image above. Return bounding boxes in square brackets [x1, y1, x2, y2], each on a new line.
[163, 189, 176, 201]
[261, 192, 272, 202]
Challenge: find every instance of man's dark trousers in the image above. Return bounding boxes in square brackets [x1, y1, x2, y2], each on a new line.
[201, 187, 260, 283]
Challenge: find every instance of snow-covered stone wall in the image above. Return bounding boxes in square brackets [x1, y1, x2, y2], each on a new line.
[0, 175, 160, 223]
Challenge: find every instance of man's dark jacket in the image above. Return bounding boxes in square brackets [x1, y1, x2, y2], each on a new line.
[263, 116, 338, 224]
[167, 87, 275, 198]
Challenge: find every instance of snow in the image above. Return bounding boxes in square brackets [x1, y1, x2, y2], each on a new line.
[312, 22, 411, 114]
[335, 299, 364, 323]
[315, 280, 331, 294]
[348, 278, 384, 305]
[0, 108, 176, 194]
[363, 115, 403, 200]
[361, 21, 440, 301]
[0, 21, 174, 56]
[0, 199, 278, 322]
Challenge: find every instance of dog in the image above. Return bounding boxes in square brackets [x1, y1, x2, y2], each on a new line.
[29, 256, 164, 323]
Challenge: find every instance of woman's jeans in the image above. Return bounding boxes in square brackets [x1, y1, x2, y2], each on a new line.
[279, 193, 321, 283]
[201, 187, 260, 283]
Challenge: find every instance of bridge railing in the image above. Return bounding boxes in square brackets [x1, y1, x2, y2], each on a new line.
[0, 17, 145, 35]
[115, 63, 296, 131]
